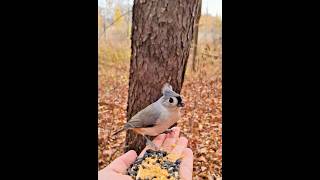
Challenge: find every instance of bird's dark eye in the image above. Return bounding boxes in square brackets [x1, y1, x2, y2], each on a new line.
[169, 98, 173, 103]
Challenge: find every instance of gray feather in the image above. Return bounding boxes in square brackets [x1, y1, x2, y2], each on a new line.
[125, 103, 161, 129]
[162, 83, 180, 97]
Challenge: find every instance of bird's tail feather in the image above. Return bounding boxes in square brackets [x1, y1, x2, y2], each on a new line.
[112, 123, 134, 136]
[112, 128, 125, 136]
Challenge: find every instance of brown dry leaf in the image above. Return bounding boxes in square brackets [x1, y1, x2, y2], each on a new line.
[207, 172, 214, 180]
[198, 156, 207, 162]
[201, 166, 207, 172]
[200, 147, 208, 154]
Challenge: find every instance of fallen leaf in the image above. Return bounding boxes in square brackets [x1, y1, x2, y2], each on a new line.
[198, 156, 207, 162]
[200, 147, 207, 154]
[201, 166, 207, 172]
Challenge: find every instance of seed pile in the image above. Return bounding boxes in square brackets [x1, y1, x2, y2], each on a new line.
[128, 149, 182, 180]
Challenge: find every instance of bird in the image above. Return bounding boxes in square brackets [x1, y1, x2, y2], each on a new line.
[113, 83, 184, 150]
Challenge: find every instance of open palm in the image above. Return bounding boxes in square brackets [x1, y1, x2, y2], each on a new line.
[98, 127, 193, 180]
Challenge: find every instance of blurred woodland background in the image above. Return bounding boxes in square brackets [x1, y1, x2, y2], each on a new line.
[98, 0, 222, 179]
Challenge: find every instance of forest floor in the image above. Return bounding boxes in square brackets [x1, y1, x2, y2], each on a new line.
[98, 55, 222, 180]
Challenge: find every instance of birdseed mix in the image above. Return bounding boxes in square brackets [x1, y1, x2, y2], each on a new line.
[128, 149, 182, 180]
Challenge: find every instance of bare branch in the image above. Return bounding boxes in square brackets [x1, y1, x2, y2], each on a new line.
[99, 10, 132, 42]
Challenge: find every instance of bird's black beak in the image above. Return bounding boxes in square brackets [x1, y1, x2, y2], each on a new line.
[177, 102, 184, 107]
[176, 96, 184, 107]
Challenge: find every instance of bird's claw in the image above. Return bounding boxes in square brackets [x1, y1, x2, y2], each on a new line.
[145, 137, 160, 151]
[164, 128, 174, 134]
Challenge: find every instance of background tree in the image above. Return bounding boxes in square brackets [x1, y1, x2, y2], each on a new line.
[125, 0, 202, 154]
[113, 4, 125, 33]
[191, 0, 202, 72]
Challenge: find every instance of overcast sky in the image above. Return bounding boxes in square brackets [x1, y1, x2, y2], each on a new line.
[98, 0, 222, 17]
[202, 0, 222, 16]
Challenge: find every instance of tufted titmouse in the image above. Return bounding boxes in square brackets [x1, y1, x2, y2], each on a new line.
[113, 83, 184, 149]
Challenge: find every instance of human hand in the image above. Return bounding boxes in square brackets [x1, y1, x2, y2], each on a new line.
[98, 150, 137, 180]
[98, 127, 193, 180]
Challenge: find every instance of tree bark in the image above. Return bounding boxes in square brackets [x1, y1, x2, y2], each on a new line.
[191, 0, 202, 72]
[125, 0, 201, 154]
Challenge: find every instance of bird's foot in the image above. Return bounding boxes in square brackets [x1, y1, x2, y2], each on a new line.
[145, 136, 160, 151]
[164, 128, 174, 134]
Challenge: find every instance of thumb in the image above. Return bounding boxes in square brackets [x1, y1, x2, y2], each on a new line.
[106, 150, 137, 174]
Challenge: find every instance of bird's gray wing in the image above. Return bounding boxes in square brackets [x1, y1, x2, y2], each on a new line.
[125, 104, 161, 129]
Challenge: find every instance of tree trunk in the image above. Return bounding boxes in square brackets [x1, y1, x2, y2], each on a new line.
[125, 0, 201, 154]
[191, 0, 202, 72]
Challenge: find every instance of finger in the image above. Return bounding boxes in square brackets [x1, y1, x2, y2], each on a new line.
[99, 170, 133, 180]
[106, 150, 137, 174]
[139, 133, 166, 158]
[161, 127, 180, 152]
[179, 148, 193, 180]
[171, 136, 188, 155]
